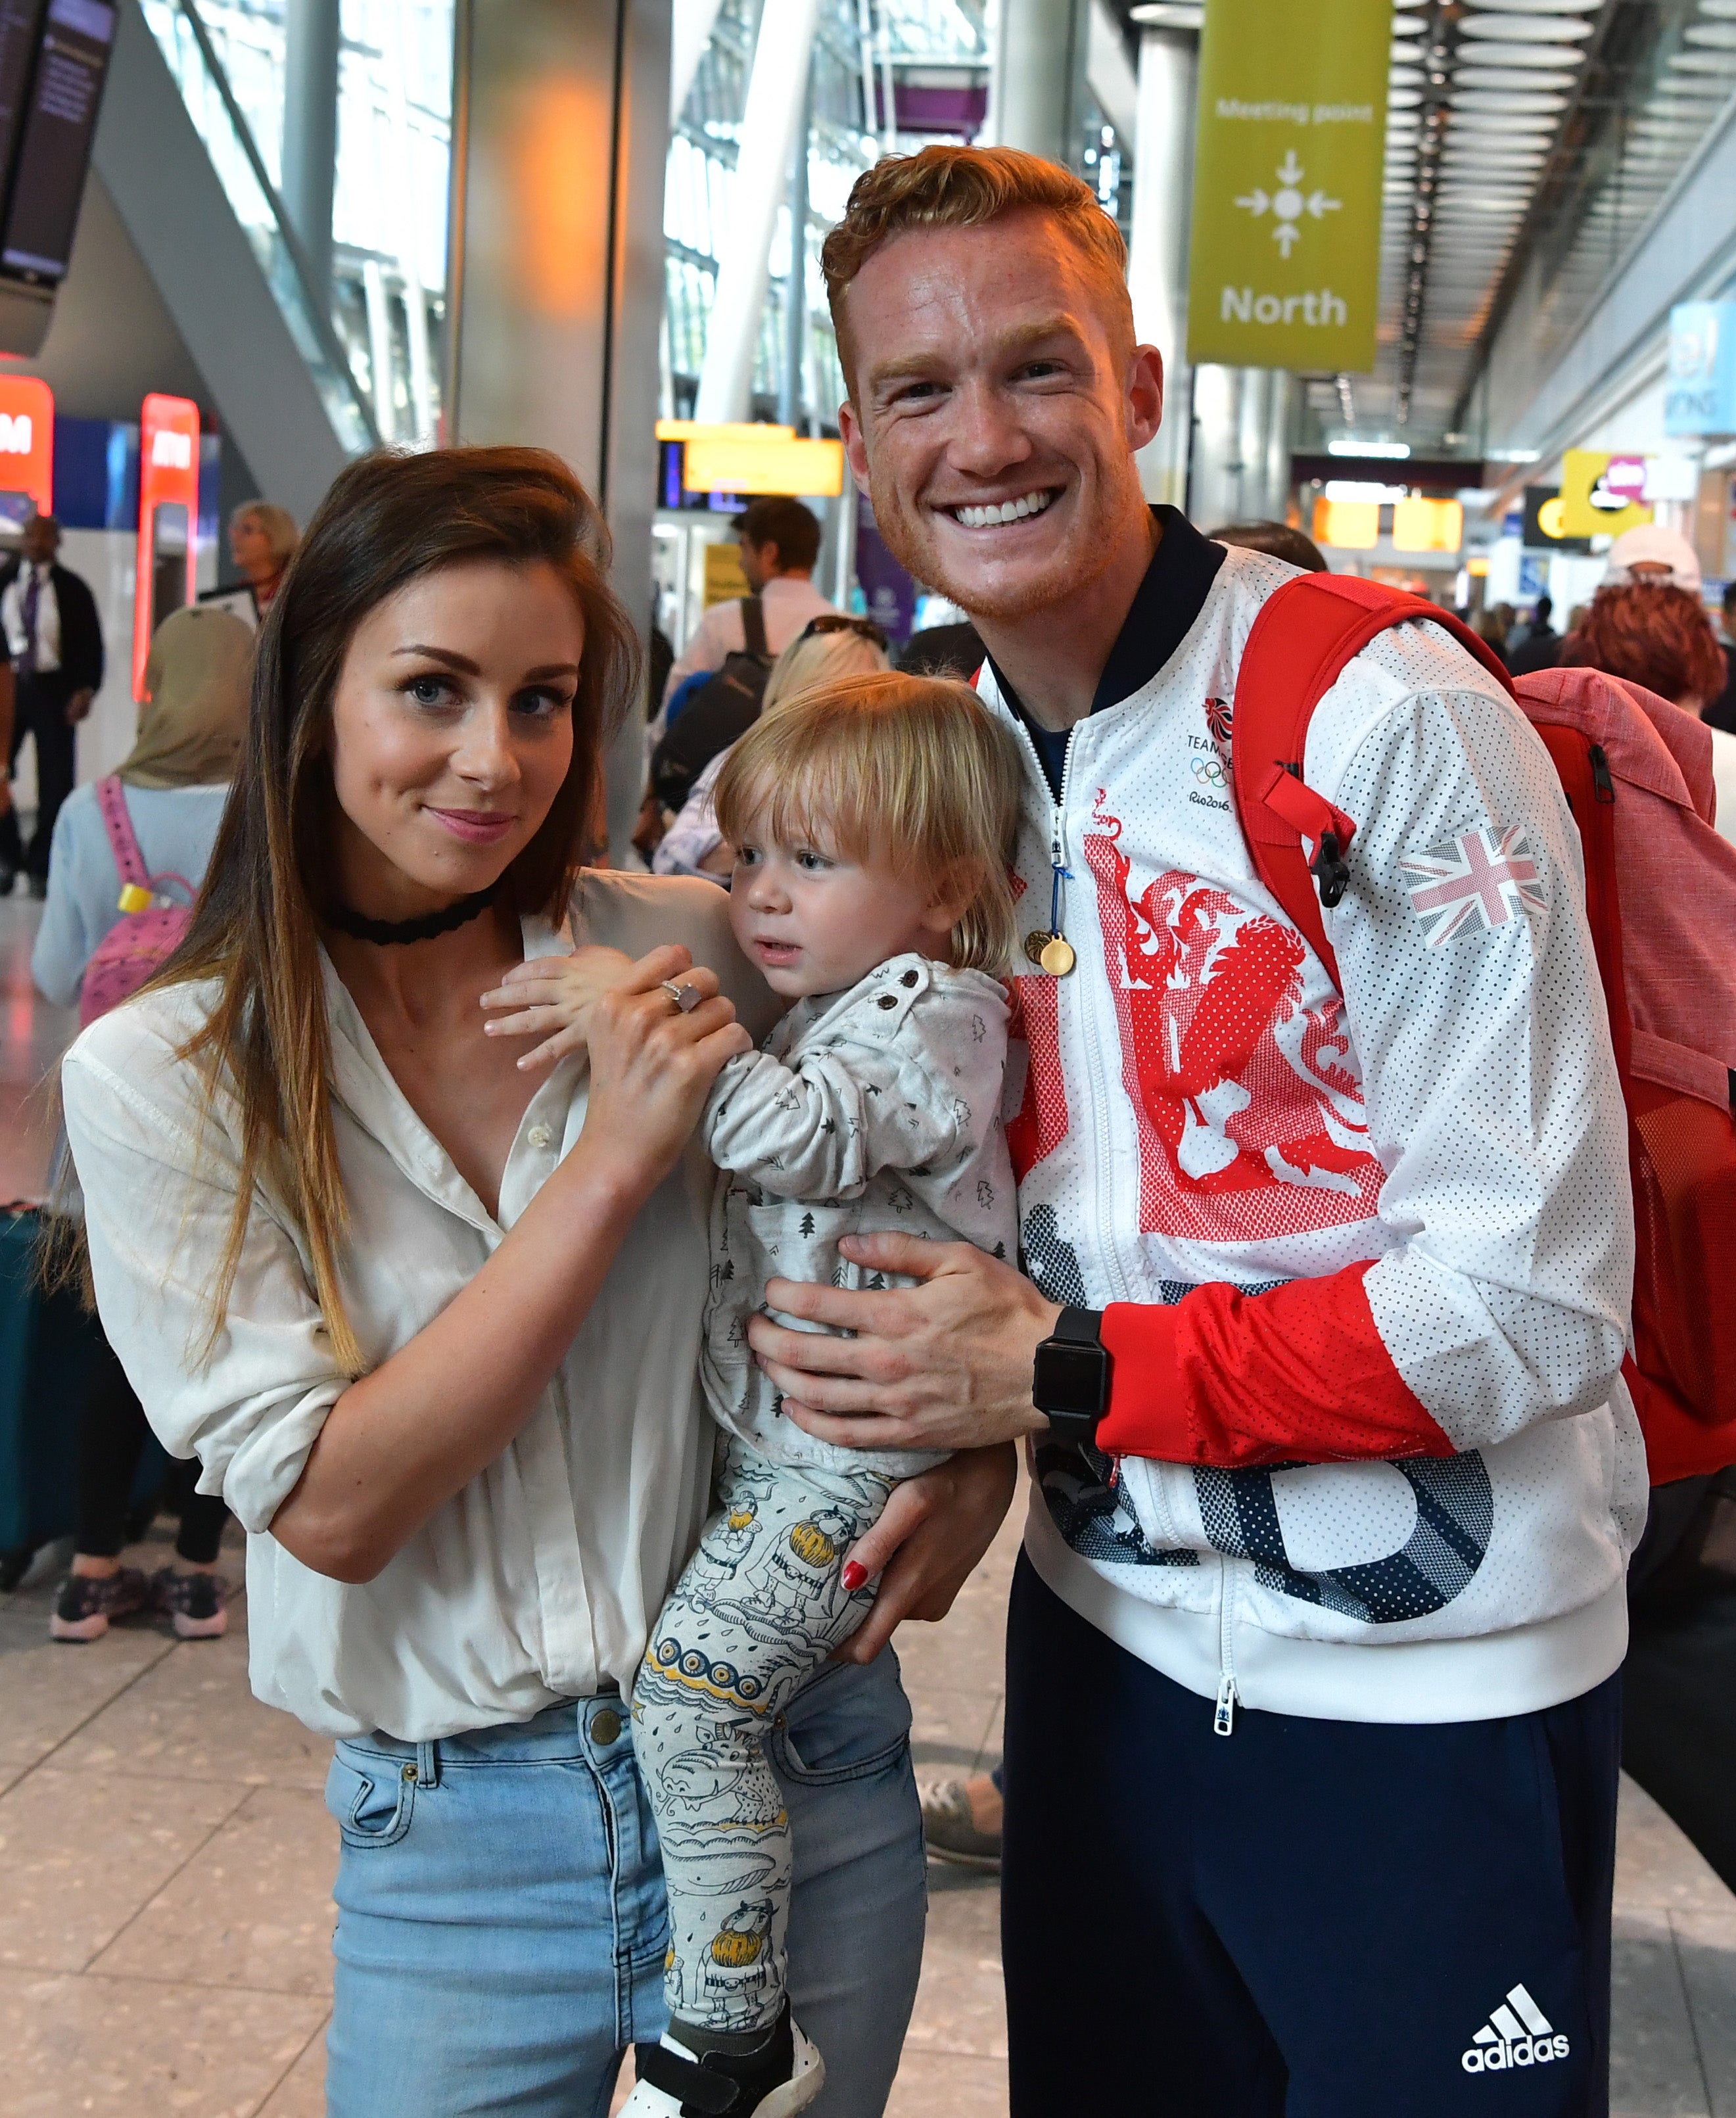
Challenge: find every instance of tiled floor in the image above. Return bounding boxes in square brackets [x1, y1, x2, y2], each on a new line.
[3, 1499, 1736, 2116]
[0, 890, 1733, 2114]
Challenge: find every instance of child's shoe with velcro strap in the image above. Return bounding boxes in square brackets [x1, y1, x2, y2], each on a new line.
[619, 2001, 824, 2117]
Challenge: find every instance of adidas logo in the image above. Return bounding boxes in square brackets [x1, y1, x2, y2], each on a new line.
[1461, 1984, 1570, 2073]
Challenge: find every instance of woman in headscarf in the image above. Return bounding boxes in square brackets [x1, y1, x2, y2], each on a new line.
[37, 600, 252, 1641]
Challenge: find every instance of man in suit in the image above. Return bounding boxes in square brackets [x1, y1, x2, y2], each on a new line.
[0, 513, 103, 896]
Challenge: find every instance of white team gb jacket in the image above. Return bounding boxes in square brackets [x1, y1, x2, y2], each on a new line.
[981, 541, 1646, 1728]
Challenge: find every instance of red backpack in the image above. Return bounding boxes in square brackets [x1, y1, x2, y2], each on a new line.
[78, 777, 198, 1029]
[1234, 572, 1736, 1482]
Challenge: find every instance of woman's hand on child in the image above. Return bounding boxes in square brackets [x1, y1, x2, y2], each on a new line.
[480, 945, 636, 1072]
[576, 945, 753, 1188]
[831, 1443, 1018, 1663]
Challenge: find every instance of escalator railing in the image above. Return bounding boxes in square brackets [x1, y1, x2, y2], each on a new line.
[139, 0, 378, 454]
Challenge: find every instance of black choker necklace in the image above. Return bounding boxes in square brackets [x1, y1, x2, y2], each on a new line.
[327, 883, 499, 946]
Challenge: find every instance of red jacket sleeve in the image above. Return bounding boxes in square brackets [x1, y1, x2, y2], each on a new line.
[1095, 1262, 1455, 1468]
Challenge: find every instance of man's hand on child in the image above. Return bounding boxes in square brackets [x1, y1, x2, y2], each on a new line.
[480, 944, 637, 1071]
[749, 1233, 1060, 1453]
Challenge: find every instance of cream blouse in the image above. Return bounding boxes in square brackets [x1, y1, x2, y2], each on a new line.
[60, 870, 779, 1740]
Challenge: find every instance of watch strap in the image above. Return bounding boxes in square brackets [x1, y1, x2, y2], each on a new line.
[1035, 1306, 1109, 1445]
[1052, 1306, 1103, 1346]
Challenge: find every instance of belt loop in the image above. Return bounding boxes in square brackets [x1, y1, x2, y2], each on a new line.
[417, 1738, 440, 1789]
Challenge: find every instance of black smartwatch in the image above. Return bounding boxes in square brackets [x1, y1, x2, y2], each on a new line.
[1033, 1306, 1111, 1446]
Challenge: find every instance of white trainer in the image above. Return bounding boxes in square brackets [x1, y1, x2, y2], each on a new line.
[619, 2011, 824, 2117]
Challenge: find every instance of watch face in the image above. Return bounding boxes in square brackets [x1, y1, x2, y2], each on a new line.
[1035, 1339, 1108, 1416]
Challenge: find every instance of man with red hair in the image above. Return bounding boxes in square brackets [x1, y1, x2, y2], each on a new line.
[755, 145, 1637, 2115]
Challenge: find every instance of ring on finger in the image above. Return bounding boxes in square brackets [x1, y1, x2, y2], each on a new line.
[659, 979, 701, 1015]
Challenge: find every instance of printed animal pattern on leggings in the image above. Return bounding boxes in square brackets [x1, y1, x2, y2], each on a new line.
[632, 1440, 893, 2032]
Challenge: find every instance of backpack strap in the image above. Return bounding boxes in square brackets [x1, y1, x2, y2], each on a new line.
[93, 773, 198, 910]
[1231, 575, 1515, 993]
[739, 594, 768, 661]
[1528, 723, 1631, 1076]
[95, 776, 149, 891]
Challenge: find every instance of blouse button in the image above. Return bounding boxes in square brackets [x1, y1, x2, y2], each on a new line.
[527, 1124, 553, 1150]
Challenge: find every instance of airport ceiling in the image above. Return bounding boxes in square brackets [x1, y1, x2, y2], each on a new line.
[1109, 0, 1736, 452]
[1380, 0, 1733, 450]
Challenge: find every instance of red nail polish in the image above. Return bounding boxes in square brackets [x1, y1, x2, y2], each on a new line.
[841, 1561, 868, 1592]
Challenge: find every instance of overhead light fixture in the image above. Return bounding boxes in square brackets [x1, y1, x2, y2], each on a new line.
[1325, 480, 1410, 502]
[1328, 438, 1412, 456]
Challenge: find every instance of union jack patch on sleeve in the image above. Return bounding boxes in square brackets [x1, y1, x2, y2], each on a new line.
[1399, 824, 1545, 946]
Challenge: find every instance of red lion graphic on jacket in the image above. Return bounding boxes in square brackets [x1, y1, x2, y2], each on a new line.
[1087, 805, 1386, 1242]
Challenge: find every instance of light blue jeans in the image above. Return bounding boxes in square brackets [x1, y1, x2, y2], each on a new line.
[323, 1651, 927, 2118]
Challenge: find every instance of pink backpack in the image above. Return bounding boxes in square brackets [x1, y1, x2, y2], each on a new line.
[78, 777, 197, 1027]
[1234, 574, 1736, 1482]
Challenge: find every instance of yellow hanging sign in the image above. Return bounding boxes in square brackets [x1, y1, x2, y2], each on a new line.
[1559, 451, 1653, 539]
[1186, 0, 1393, 372]
[703, 540, 750, 608]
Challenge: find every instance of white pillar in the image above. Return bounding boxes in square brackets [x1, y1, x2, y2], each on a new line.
[362, 256, 396, 441]
[1128, 18, 1198, 507]
[282, 0, 341, 301]
[387, 41, 435, 444]
[1236, 367, 1269, 521]
[694, 0, 820, 424]
[670, 0, 726, 123]
[1263, 370, 1294, 523]
[996, 0, 1084, 164]
[1190, 364, 1248, 529]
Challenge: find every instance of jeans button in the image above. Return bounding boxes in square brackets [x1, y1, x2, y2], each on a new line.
[402, 1762, 417, 1782]
[590, 1707, 622, 1746]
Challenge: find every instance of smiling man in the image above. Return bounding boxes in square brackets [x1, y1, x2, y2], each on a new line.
[749, 147, 1644, 2114]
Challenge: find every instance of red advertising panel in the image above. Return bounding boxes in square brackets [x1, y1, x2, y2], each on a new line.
[133, 390, 197, 700]
[0, 371, 52, 516]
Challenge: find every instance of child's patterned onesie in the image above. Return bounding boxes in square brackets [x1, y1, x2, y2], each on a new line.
[632, 951, 1016, 2031]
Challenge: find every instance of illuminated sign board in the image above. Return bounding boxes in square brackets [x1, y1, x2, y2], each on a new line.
[0, 1, 49, 192]
[0, 0, 114, 285]
[1666, 301, 1736, 438]
[133, 391, 197, 700]
[1559, 451, 1652, 540]
[681, 434, 845, 498]
[0, 369, 50, 514]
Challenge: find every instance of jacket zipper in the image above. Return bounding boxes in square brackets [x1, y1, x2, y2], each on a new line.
[1005, 700, 1240, 1733]
[1215, 1557, 1238, 1735]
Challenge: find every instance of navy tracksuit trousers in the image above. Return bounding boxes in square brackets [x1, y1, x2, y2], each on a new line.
[1001, 1554, 1619, 2117]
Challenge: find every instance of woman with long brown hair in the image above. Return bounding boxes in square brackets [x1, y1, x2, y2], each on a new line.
[58, 448, 1012, 2116]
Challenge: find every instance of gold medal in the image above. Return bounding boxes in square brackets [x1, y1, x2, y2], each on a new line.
[1039, 935, 1077, 977]
[1023, 930, 1056, 966]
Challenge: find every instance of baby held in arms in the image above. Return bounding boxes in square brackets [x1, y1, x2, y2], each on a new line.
[483, 671, 1021, 2117]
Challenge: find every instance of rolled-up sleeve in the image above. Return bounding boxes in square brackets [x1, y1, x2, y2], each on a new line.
[60, 1024, 348, 1532]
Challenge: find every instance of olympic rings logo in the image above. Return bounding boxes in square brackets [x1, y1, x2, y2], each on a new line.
[1192, 756, 1227, 789]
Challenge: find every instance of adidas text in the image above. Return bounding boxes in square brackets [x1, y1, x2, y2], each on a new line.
[1462, 2033, 1570, 2073]
[1461, 1985, 1569, 2073]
